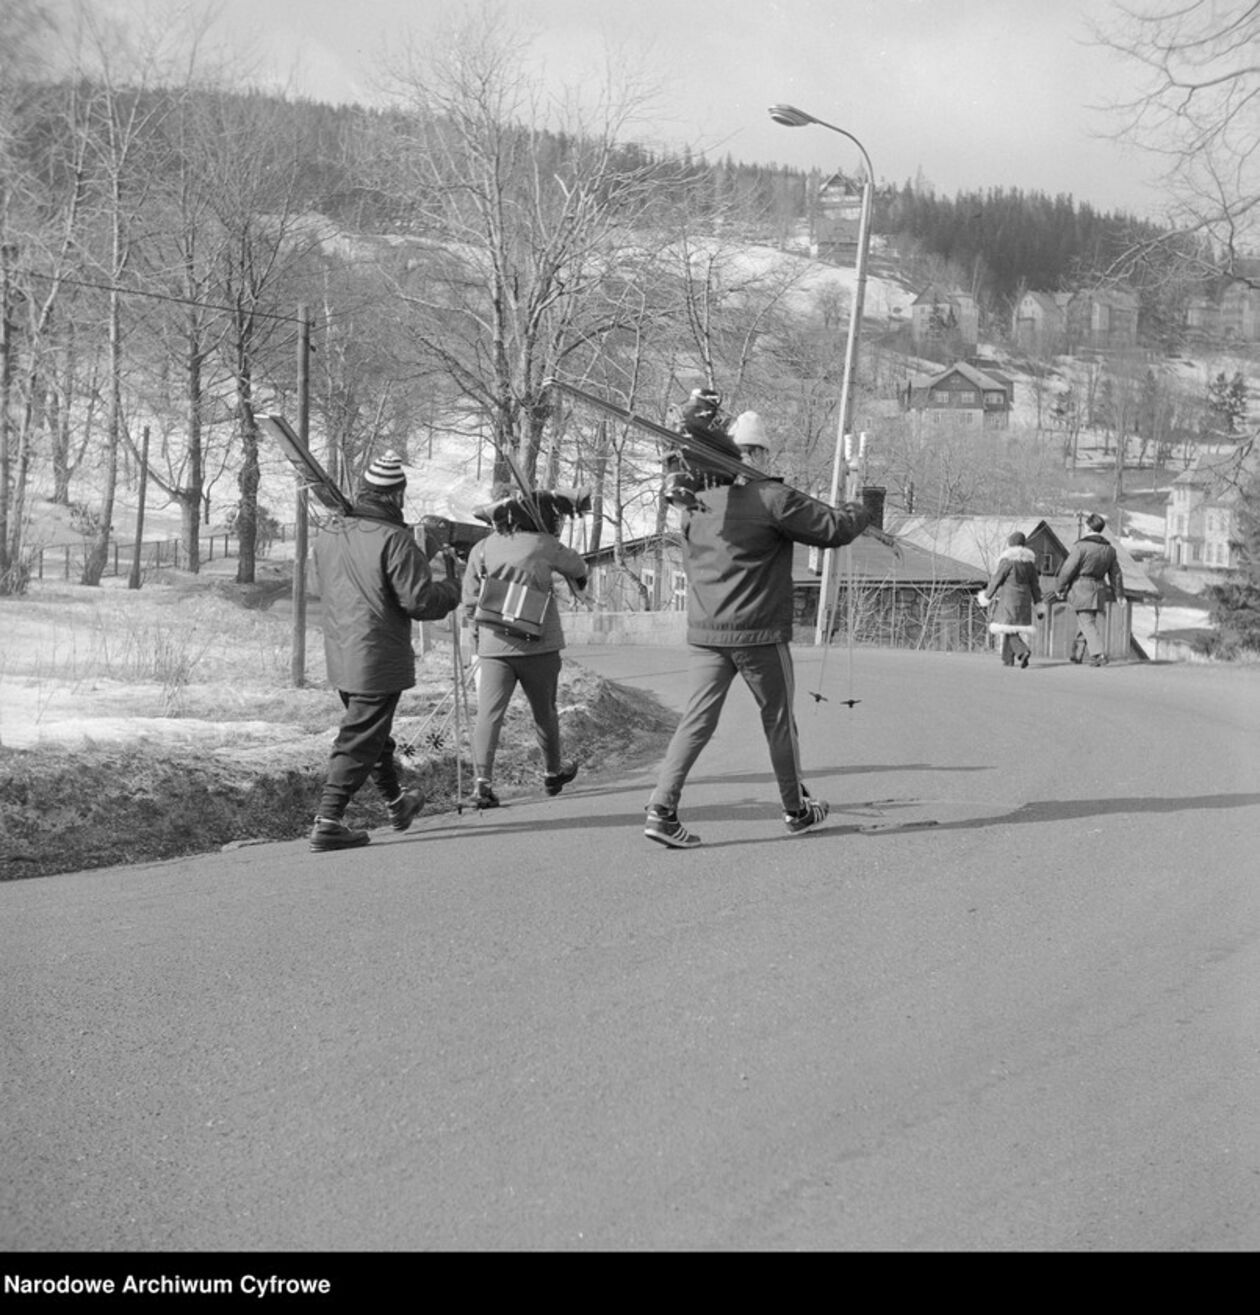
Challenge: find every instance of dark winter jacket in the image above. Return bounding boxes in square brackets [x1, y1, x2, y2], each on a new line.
[461, 528, 589, 657]
[979, 545, 1042, 633]
[679, 480, 869, 646]
[314, 498, 461, 693]
[1055, 533, 1124, 613]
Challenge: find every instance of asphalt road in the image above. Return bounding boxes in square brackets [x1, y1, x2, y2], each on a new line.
[3, 645, 1259, 1253]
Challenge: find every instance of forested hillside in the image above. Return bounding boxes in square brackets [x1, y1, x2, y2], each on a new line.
[0, 0, 1246, 614]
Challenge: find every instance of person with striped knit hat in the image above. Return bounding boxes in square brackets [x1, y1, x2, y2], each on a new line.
[310, 450, 461, 851]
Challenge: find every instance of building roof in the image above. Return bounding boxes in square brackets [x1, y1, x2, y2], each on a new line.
[1170, 444, 1254, 495]
[905, 360, 1012, 393]
[1019, 291, 1064, 315]
[790, 534, 986, 588]
[582, 527, 987, 588]
[887, 514, 1160, 598]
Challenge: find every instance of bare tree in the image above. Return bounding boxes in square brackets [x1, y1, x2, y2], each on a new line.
[373, 1, 672, 488]
[1091, 1, 1260, 279]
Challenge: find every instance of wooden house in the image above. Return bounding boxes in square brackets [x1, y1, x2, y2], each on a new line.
[813, 171, 862, 267]
[580, 513, 990, 652]
[888, 514, 1160, 661]
[901, 360, 1014, 429]
[1064, 287, 1140, 352]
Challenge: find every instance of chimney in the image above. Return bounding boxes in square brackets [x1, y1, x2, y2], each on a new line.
[860, 485, 885, 531]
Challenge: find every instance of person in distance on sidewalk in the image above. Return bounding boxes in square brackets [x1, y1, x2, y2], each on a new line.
[1052, 512, 1125, 668]
[310, 451, 461, 852]
[643, 409, 870, 848]
[977, 531, 1042, 669]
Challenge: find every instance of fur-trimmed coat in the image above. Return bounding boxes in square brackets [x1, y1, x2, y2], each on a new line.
[978, 545, 1042, 636]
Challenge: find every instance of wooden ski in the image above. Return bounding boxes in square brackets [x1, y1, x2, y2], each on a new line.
[543, 376, 765, 482]
[260, 414, 352, 516]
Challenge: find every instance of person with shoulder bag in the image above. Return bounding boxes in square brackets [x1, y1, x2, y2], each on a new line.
[460, 491, 589, 808]
[309, 451, 462, 852]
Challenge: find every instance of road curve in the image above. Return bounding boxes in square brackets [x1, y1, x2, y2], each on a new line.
[3, 646, 1258, 1252]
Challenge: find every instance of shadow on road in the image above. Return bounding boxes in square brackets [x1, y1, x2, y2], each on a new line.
[861, 791, 1260, 836]
[405, 789, 1260, 851]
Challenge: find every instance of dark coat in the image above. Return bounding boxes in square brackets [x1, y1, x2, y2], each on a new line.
[980, 545, 1042, 633]
[680, 481, 869, 646]
[314, 499, 460, 693]
[1056, 533, 1124, 613]
[461, 528, 589, 657]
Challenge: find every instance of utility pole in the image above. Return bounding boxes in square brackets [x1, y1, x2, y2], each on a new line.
[0, 243, 16, 580]
[291, 305, 311, 687]
[128, 425, 150, 590]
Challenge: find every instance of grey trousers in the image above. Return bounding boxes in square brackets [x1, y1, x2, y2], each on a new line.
[1074, 609, 1106, 658]
[472, 650, 564, 781]
[649, 642, 806, 815]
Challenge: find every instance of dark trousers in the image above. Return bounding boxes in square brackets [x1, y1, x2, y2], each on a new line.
[318, 690, 403, 820]
[471, 651, 564, 781]
[649, 642, 805, 815]
[1000, 633, 1031, 664]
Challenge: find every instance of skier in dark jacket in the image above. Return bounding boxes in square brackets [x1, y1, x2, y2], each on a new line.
[310, 451, 461, 852]
[1053, 513, 1124, 667]
[644, 430, 870, 848]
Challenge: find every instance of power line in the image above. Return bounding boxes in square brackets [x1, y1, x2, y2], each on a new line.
[13, 267, 307, 325]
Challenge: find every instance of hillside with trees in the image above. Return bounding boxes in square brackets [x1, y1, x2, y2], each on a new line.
[2, 0, 1257, 653]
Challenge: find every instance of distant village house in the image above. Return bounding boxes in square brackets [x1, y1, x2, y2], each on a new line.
[901, 359, 1014, 429]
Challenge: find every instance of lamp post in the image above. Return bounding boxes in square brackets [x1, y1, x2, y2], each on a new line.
[769, 103, 874, 646]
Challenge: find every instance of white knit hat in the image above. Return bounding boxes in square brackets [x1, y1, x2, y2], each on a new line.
[730, 411, 769, 450]
[363, 450, 406, 490]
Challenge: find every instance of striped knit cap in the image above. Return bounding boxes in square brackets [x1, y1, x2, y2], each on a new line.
[363, 450, 406, 490]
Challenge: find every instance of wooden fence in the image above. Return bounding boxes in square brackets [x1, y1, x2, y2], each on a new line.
[31, 523, 295, 581]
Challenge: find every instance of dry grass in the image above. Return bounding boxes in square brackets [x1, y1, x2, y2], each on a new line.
[0, 569, 674, 880]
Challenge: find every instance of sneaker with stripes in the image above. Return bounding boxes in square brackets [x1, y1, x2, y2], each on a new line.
[784, 796, 829, 834]
[643, 805, 701, 848]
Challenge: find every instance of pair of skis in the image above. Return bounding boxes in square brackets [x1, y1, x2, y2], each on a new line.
[544, 377, 900, 552]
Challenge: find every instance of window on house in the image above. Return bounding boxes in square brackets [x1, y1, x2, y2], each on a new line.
[671, 571, 687, 610]
[1040, 552, 1055, 573]
[640, 567, 656, 606]
[958, 390, 977, 405]
[984, 391, 1004, 405]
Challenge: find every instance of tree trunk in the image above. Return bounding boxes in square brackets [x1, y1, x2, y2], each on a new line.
[82, 286, 122, 587]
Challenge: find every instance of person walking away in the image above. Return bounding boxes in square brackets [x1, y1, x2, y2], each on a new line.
[977, 531, 1042, 668]
[1053, 513, 1124, 667]
[644, 418, 870, 848]
[310, 451, 462, 852]
[461, 493, 589, 809]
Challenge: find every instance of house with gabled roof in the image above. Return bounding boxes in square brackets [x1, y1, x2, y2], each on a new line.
[901, 360, 1014, 429]
[570, 500, 991, 650]
[1064, 287, 1140, 352]
[1013, 290, 1069, 352]
[887, 513, 1159, 661]
[910, 285, 978, 351]
[1165, 445, 1254, 570]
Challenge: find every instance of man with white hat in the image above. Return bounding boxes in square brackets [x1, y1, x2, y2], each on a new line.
[729, 410, 772, 468]
[310, 450, 461, 851]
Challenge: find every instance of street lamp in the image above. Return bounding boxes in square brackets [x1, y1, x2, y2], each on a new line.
[769, 103, 874, 646]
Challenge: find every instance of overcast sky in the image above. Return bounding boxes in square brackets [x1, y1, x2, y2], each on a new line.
[205, 0, 1162, 217]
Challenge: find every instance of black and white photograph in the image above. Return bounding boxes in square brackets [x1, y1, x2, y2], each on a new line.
[2, 0, 1258, 1267]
